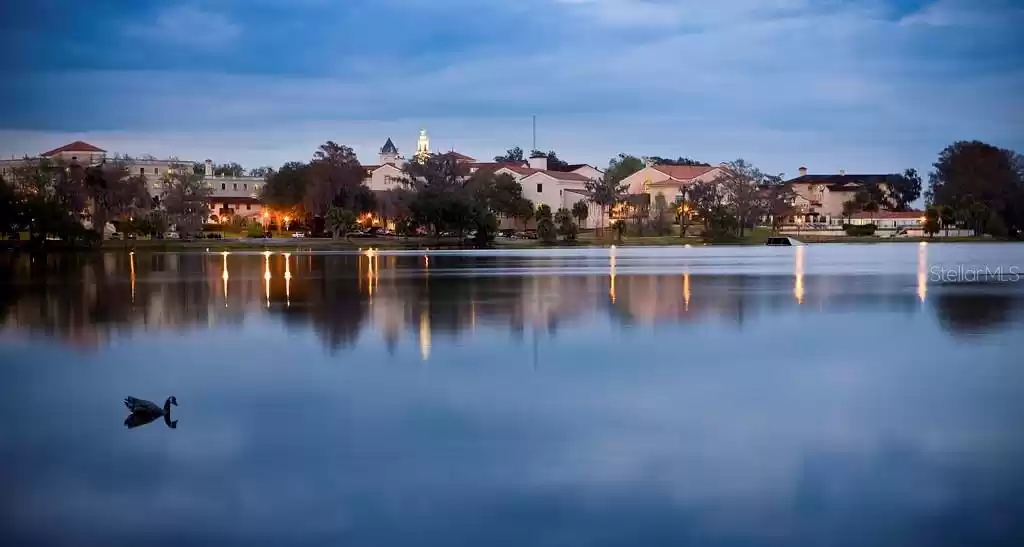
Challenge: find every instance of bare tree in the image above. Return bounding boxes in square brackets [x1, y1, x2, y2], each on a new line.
[161, 164, 212, 235]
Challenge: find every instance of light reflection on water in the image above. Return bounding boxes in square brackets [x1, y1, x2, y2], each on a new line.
[1, 244, 1024, 546]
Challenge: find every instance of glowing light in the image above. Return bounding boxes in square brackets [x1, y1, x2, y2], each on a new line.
[609, 252, 617, 303]
[610, 245, 616, 250]
[683, 271, 690, 311]
[919, 241, 928, 247]
[684, 244, 692, 249]
[419, 310, 431, 361]
[917, 242, 928, 303]
[284, 253, 292, 307]
[264, 252, 271, 308]
[129, 251, 136, 304]
[794, 246, 805, 304]
[221, 252, 229, 306]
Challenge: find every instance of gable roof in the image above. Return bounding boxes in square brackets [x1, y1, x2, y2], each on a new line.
[787, 174, 891, 190]
[566, 164, 604, 173]
[40, 141, 106, 156]
[469, 161, 528, 171]
[651, 165, 718, 180]
[520, 169, 591, 182]
[441, 150, 476, 162]
[380, 137, 398, 155]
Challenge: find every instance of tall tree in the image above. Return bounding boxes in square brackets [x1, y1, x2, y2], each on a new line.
[161, 164, 212, 235]
[494, 146, 525, 163]
[214, 162, 245, 177]
[555, 207, 577, 241]
[887, 168, 922, 211]
[261, 161, 310, 214]
[82, 159, 151, 234]
[248, 166, 272, 178]
[713, 159, 767, 237]
[927, 140, 1023, 236]
[305, 141, 364, 217]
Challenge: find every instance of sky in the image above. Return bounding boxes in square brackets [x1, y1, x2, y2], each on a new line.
[1, 0, 1022, 177]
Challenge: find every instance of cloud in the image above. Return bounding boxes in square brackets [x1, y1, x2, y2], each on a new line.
[124, 5, 241, 49]
[2, 1, 1023, 179]
[899, 0, 1024, 27]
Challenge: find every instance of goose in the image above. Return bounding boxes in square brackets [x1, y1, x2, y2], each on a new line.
[123, 396, 178, 429]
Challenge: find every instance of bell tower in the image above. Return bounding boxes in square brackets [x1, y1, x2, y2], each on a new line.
[415, 129, 430, 161]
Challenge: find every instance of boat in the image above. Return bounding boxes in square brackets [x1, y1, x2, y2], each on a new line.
[765, 236, 805, 246]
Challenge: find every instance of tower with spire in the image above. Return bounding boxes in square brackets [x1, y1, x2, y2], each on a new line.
[379, 137, 400, 165]
[415, 129, 430, 161]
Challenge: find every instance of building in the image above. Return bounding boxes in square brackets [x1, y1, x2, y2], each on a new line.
[785, 167, 894, 225]
[489, 155, 604, 228]
[2, 141, 266, 226]
[619, 163, 728, 205]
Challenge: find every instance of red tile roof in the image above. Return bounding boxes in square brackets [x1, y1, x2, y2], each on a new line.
[40, 141, 106, 157]
[651, 165, 718, 180]
[442, 151, 476, 162]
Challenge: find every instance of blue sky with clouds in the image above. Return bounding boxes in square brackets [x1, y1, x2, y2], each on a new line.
[1, 0, 1022, 176]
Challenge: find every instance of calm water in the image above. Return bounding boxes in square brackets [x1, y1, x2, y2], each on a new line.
[2, 244, 1023, 546]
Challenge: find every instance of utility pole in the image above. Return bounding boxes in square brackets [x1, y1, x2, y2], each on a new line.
[532, 115, 537, 151]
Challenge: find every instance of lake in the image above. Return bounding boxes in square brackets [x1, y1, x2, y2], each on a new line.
[2, 244, 1023, 546]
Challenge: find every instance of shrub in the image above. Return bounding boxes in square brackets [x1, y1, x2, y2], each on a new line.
[843, 223, 877, 236]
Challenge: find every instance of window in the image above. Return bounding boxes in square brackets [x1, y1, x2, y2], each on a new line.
[221, 183, 226, 190]
[233, 183, 237, 190]
[254, 184, 260, 192]
[244, 184, 247, 190]
[246, 204, 251, 211]
[140, 167, 145, 174]
[537, 183, 543, 193]
[71, 156, 77, 161]
[154, 168, 159, 174]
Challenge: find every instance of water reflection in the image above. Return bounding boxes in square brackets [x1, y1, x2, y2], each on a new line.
[2, 246, 1024, 546]
[2, 248, 1023, 349]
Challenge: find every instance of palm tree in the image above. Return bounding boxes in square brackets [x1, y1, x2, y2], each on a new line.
[571, 200, 589, 230]
[585, 177, 627, 237]
[326, 206, 356, 240]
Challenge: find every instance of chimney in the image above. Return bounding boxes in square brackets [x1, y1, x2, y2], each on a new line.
[204, 159, 213, 177]
[798, 166, 808, 177]
[839, 169, 845, 176]
[528, 153, 548, 171]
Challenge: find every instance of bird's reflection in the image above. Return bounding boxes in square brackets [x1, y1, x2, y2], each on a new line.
[123, 412, 177, 429]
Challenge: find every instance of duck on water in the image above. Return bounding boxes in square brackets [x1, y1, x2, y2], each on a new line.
[123, 396, 178, 429]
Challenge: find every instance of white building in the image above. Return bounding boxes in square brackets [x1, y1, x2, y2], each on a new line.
[619, 163, 728, 204]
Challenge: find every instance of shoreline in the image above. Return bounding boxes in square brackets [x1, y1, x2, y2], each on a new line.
[54, 235, 1024, 252]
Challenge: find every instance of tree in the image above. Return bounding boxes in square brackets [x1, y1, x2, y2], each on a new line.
[928, 140, 1023, 237]
[586, 154, 640, 236]
[494, 146, 525, 163]
[649, 156, 710, 167]
[924, 206, 940, 236]
[305, 141, 364, 218]
[714, 159, 767, 237]
[555, 207, 578, 241]
[326, 206, 357, 240]
[651, 193, 671, 235]
[571, 200, 589, 229]
[888, 168, 922, 211]
[214, 162, 245, 177]
[842, 199, 860, 224]
[248, 166, 272, 178]
[161, 165, 212, 235]
[535, 204, 556, 244]
[939, 204, 956, 236]
[761, 182, 796, 233]
[687, 179, 725, 231]
[81, 159, 151, 235]
[402, 153, 476, 240]
[261, 161, 310, 213]
[530, 149, 570, 171]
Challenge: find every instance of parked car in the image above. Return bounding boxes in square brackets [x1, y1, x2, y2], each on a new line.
[291, 232, 306, 238]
